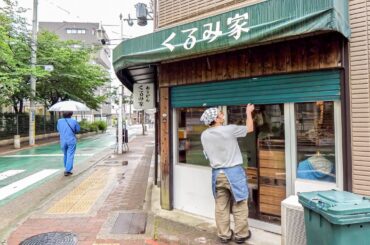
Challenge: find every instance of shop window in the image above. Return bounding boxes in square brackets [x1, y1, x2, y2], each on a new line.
[177, 108, 208, 166]
[228, 104, 285, 223]
[295, 101, 336, 183]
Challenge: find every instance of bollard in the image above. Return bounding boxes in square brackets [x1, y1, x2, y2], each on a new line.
[14, 135, 21, 149]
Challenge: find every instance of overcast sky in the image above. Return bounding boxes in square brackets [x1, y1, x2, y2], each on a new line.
[12, 0, 154, 86]
[16, 0, 153, 45]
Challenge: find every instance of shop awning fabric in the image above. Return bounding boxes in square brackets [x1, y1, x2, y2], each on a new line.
[113, 0, 350, 91]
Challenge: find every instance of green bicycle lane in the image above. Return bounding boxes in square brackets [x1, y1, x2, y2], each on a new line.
[0, 132, 115, 205]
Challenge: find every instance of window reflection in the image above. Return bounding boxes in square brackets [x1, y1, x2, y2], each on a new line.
[228, 104, 285, 222]
[177, 108, 209, 166]
[295, 101, 336, 183]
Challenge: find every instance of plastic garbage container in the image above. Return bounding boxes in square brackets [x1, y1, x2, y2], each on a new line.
[298, 190, 370, 245]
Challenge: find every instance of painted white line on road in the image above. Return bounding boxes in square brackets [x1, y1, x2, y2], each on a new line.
[0, 170, 25, 181]
[0, 169, 59, 201]
[0, 153, 93, 158]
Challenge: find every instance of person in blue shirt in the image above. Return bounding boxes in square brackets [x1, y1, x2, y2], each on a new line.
[57, 111, 80, 176]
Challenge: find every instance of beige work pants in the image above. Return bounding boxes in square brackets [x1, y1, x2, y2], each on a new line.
[215, 173, 249, 240]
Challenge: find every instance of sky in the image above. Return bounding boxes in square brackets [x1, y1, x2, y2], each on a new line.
[16, 0, 153, 45]
[12, 0, 154, 87]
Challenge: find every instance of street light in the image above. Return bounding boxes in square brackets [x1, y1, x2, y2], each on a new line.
[106, 3, 153, 154]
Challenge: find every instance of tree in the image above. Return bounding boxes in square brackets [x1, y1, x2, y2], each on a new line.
[0, 0, 46, 112]
[36, 31, 110, 110]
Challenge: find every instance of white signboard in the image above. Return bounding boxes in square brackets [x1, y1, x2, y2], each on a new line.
[133, 83, 155, 110]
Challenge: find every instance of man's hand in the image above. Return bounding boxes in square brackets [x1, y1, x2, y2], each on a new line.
[245, 104, 254, 133]
[246, 104, 255, 114]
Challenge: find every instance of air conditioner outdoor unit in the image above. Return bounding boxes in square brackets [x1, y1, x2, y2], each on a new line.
[281, 195, 306, 245]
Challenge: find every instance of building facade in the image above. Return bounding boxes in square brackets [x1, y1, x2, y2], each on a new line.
[39, 22, 112, 122]
[114, 0, 352, 232]
[348, 0, 370, 197]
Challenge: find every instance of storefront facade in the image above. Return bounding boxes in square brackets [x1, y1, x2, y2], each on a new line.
[113, 0, 351, 231]
[348, 0, 370, 197]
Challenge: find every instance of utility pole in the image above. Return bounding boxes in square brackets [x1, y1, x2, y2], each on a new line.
[29, 0, 38, 146]
[117, 13, 125, 154]
[117, 86, 123, 154]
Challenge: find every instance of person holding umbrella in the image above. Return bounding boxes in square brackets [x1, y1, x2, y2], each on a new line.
[57, 111, 80, 176]
[50, 100, 89, 176]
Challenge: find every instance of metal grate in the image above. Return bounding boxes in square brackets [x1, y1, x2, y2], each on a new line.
[20, 232, 77, 245]
[111, 212, 147, 234]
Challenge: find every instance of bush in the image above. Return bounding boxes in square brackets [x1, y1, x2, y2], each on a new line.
[94, 120, 107, 132]
[78, 120, 107, 133]
[89, 122, 99, 132]
[79, 119, 91, 133]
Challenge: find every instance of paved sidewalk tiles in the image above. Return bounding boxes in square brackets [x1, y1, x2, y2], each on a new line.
[7, 133, 159, 245]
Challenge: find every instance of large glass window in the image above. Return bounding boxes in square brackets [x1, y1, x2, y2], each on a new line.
[228, 104, 285, 223]
[295, 101, 336, 183]
[177, 108, 208, 166]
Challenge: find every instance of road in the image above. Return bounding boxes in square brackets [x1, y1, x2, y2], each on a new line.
[0, 125, 144, 207]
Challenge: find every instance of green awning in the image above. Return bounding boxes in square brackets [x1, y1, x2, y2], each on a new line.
[113, 0, 350, 88]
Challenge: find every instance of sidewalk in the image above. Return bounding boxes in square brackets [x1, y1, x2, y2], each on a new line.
[4, 129, 281, 245]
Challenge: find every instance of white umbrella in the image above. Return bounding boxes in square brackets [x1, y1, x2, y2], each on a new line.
[48, 100, 90, 112]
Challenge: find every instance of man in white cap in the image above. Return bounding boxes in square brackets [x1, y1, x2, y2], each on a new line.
[200, 104, 254, 244]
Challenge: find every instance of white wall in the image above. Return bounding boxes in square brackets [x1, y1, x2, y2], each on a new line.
[173, 163, 215, 219]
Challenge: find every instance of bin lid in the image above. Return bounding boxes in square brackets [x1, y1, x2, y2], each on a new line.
[298, 190, 370, 225]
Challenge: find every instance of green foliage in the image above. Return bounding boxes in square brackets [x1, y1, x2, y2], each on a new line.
[0, 1, 48, 111]
[78, 119, 90, 133]
[36, 31, 110, 110]
[93, 120, 107, 132]
[0, 0, 111, 113]
[79, 120, 107, 133]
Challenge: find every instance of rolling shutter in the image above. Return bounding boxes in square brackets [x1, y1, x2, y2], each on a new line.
[171, 70, 341, 108]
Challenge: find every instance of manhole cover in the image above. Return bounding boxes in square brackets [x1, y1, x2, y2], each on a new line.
[111, 212, 147, 234]
[20, 232, 77, 245]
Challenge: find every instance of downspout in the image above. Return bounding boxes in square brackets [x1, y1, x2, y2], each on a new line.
[341, 38, 352, 192]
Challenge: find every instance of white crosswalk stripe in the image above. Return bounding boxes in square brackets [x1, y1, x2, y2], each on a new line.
[0, 170, 25, 181]
[0, 169, 59, 201]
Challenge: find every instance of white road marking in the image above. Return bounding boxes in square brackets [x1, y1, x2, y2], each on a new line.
[0, 153, 93, 158]
[0, 169, 59, 201]
[0, 170, 25, 181]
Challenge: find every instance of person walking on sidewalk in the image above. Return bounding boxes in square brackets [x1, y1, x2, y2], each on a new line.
[57, 111, 80, 176]
[200, 104, 254, 244]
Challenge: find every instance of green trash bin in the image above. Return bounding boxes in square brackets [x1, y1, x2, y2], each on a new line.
[298, 190, 370, 245]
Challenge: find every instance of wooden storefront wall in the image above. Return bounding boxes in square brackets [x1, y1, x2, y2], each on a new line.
[158, 33, 345, 209]
[159, 33, 343, 88]
[157, 0, 261, 29]
[349, 0, 370, 197]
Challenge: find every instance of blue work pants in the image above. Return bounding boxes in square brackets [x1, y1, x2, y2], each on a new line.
[61, 142, 76, 172]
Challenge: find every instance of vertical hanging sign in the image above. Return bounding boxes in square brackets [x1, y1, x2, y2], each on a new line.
[133, 83, 155, 109]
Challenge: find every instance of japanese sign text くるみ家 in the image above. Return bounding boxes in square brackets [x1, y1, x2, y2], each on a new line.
[113, 0, 350, 72]
[162, 12, 249, 52]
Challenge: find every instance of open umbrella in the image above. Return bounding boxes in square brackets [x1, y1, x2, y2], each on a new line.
[48, 100, 90, 112]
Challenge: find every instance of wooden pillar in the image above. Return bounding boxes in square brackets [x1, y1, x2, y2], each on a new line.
[160, 87, 172, 210]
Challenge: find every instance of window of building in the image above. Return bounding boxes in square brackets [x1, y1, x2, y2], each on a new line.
[177, 108, 208, 166]
[66, 28, 86, 34]
[295, 101, 336, 183]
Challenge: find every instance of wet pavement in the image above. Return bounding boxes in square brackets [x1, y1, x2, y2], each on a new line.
[1, 127, 281, 245]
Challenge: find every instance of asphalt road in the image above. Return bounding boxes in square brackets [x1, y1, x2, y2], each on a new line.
[0, 125, 144, 207]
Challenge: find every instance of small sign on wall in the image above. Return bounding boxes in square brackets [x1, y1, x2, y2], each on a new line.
[133, 83, 155, 110]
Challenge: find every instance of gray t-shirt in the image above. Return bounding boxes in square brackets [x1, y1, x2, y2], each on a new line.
[201, 124, 247, 169]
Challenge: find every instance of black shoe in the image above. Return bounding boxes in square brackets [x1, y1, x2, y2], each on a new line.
[64, 171, 73, 176]
[219, 230, 233, 244]
[234, 230, 252, 244]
